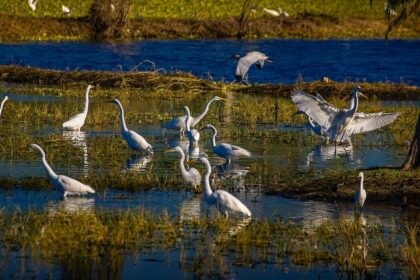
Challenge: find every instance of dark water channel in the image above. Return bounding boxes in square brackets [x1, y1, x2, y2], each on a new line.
[1, 39, 419, 85]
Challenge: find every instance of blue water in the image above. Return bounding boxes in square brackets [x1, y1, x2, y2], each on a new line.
[1, 39, 419, 85]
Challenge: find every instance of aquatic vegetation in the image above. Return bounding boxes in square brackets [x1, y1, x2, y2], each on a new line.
[0, 209, 417, 277]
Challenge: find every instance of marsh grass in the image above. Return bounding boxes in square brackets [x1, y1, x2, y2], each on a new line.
[0, 209, 417, 277]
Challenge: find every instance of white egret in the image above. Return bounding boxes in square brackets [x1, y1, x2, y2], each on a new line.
[263, 7, 280, 16]
[28, 0, 38, 11]
[354, 172, 367, 211]
[162, 96, 224, 134]
[111, 99, 153, 154]
[203, 124, 251, 164]
[235, 51, 271, 84]
[0, 96, 8, 118]
[62, 5, 71, 15]
[184, 106, 200, 148]
[291, 86, 399, 143]
[200, 157, 251, 217]
[30, 144, 95, 197]
[167, 146, 201, 191]
[62, 85, 94, 131]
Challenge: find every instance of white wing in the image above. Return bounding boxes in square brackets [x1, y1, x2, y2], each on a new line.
[126, 130, 152, 151]
[215, 190, 251, 216]
[63, 113, 86, 129]
[236, 52, 268, 79]
[57, 175, 95, 194]
[162, 116, 188, 131]
[291, 89, 339, 127]
[216, 143, 251, 158]
[346, 112, 399, 135]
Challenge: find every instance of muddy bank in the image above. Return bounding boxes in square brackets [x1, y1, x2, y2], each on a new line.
[0, 65, 419, 100]
[0, 14, 418, 42]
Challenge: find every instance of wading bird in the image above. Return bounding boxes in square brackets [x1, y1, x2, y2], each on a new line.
[28, 0, 38, 11]
[62, 85, 94, 131]
[291, 86, 399, 143]
[162, 96, 224, 134]
[0, 96, 8, 118]
[184, 106, 200, 148]
[30, 144, 95, 197]
[111, 99, 153, 154]
[202, 124, 251, 164]
[263, 7, 289, 17]
[234, 51, 271, 84]
[200, 157, 251, 217]
[167, 146, 201, 191]
[354, 172, 367, 211]
[62, 5, 71, 15]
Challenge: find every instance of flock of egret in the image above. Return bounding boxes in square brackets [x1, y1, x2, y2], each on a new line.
[1, 78, 400, 215]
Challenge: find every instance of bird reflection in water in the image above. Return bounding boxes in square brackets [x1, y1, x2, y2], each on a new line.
[125, 154, 153, 173]
[214, 162, 250, 192]
[62, 131, 89, 176]
[167, 136, 205, 160]
[179, 195, 202, 222]
[47, 197, 95, 215]
[306, 142, 353, 167]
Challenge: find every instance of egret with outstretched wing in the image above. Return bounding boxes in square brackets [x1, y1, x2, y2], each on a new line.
[235, 51, 271, 84]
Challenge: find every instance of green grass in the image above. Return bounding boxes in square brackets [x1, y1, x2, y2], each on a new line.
[0, 209, 418, 277]
[0, 0, 389, 19]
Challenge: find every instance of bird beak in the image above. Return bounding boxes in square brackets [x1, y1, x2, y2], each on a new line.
[266, 59, 273, 63]
[359, 92, 368, 99]
[164, 148, 177, 153]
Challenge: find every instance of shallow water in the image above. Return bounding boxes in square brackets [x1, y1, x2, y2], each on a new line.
[1, 39, 419, 85]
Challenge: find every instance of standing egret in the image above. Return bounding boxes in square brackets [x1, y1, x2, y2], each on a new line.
[167, 146, 201, 191]
[162, 96, 224, 134]
[234, 51, 271, 84]
[0, 96, 8, 118]
[291, 86, 399, 143]
[202, 124, 251, 164]
[184, 106, 200, 148]
[30, 144, 95, 197]
[62, 85, 94, 131]
[354, 172, 367, 211]
[111, 99, 153, 154]
[28, 0, 38, 11]
[200, 157, 251, 217]
[62, 5, 71, 15]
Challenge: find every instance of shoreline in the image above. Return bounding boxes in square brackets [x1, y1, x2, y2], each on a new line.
[0, 14, 419, 43]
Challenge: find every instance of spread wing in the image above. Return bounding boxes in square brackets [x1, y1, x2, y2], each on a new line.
[291, 90, 339, 127]
[236, 52, 267, 79]
[346, 112, 399, 135]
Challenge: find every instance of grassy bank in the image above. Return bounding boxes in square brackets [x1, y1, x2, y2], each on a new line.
[0, 209, 418, 277]
[0, 14, 418, 42]
[1, 65, 419, 99]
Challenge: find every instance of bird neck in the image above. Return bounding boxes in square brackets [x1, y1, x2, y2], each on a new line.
[350, 93, 359, 113]
[185, 111, 191, 132]
[211, 128, 217, 148]
[192, 99, 215, 127]
[308, 117, 315, 128]
[0, 98, 7, 115]
[35, 148, 58, 179]
[203, 161, 213, 197]
[359, 176, 364, 192]
[178, 150, 188, 175]
[116, 102, 128, 132]
[82, 87, 90, 115]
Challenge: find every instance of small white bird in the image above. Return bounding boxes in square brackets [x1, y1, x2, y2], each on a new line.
[110, 4, 115, 11]
[234, 51, 271, 84]
[111, 99, 153, 154]
[263, 7, 280, 16]
[62, 85, 94, 131]
[354, 172, 367, 211]
[30, 144, 95, 197]
[0, 96, 9, 118]
[167, 146, 201, 191]
[200, 157, 251, 217]
[184, 106, 200, 148]
[28, 0, 38, 11]
[203, 124, 251, 164]
[162, 96, 224, 134]
[62, 5, 71, 15]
